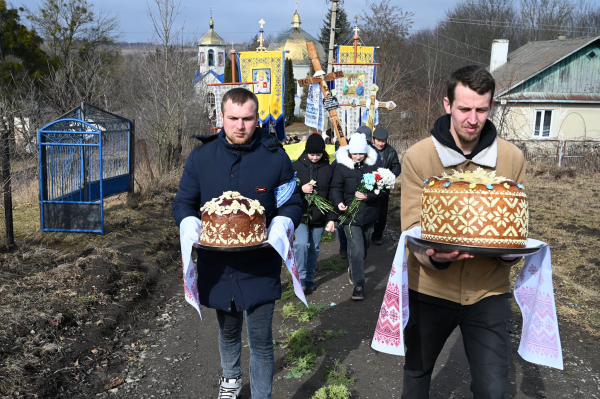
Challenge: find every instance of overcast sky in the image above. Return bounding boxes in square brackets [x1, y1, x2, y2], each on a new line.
[18, 0, 460, 45]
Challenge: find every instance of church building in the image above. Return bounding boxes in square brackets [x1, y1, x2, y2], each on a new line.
[269, 7, 326, 116]
[197, 12, 227, 84]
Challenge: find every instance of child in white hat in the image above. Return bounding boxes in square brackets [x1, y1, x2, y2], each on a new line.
[329, 133, 383, 300]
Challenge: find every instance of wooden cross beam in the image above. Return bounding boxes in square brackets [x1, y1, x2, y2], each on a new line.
[298, 41, 347, 146]
[339, 84, 396, 129]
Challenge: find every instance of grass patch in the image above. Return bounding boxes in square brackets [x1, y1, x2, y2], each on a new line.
[281, 302, 329, 322]
[318, 330, 347, 340]
[321, 231, 335, 242]
[323, 360, 354, 386]
[312, 384, 352, 399]
[317, 259, 345, 272]
[282, 327, 325, 379]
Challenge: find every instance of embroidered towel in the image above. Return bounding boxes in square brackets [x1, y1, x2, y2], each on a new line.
[371, 227, 563, 370]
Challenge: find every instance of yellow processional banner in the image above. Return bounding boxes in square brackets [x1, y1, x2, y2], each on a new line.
[336, 46, 376, 64]
[238, 51, 285, 124]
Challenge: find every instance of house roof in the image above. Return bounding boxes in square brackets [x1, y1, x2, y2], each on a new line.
[492, 35, 600, 97]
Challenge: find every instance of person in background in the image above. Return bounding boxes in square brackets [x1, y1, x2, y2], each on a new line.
[330, 133, 382, 301]
[371, 128, 401, 245]
[293, 134, 336, 293]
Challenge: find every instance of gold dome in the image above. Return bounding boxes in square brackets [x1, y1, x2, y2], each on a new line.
[269, 10, 325, 66]
[199, 17, 227, 46]
[291, 11, 301, 25]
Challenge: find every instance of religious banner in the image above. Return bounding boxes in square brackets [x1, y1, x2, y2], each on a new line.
[207, 82, 253, 128]
[332, 63, 376, 136]
[305, 83, 325, 131]
[336, 45, 376, 64]
[238, 50, 285, 125]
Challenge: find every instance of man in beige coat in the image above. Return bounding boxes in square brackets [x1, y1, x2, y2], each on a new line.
[400, 66, 525, 399]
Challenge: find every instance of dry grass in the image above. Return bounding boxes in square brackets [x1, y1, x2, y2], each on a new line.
[521, 170, 600, 337]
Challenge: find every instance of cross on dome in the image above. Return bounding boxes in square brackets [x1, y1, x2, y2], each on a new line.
[259, 19, 266, 29]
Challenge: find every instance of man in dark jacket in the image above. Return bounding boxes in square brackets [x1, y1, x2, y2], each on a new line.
[172, 88, 302, 399]
[371, 128, 401, 245]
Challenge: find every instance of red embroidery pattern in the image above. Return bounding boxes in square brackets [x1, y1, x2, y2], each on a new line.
[373, 282, 403, 347]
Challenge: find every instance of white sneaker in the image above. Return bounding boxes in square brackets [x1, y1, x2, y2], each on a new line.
[218, 376, 242, 399]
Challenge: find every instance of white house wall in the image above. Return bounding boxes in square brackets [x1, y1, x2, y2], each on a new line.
[491, 103, 600, 140]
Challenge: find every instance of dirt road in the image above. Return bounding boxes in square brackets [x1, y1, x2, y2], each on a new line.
[104, 230, 600, 399]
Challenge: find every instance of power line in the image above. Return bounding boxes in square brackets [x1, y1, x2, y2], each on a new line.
[405, 36, 487, 65]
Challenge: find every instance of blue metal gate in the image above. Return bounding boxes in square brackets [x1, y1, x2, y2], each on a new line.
[38, 103, 134, 233]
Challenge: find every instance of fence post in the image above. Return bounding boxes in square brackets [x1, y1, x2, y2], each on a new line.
[557, 140, 562, 167]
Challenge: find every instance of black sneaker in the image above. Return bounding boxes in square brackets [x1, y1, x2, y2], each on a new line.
[339, 246, 348, 259]
[352, 286, 364, 300]
[305, 281, 315, 293]
[372, 238, 382, 245]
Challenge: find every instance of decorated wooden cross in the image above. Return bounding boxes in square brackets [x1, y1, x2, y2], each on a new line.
[298, 41, 348, 146]
[340, 84, 396, 129]
[256, 19, 267, 52]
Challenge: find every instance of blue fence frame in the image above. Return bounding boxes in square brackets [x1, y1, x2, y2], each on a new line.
[38, 103, 134, 233]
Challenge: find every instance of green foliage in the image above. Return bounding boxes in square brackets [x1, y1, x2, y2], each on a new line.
[320, 231, 335, 242]
[317, 259, 344, 271]
[282, 327, 325, 379]
[223, 56, 232, 83]
[281, 288, 295, 301]
[318, 4, 352, 68]
[318, 330, 346, 340]
[0, 0, 50, 85]
[323, 360, 354, 386]
[284, 57, 295, 120]
[281, 302, 329, 322]
[312, 384, 352, 399]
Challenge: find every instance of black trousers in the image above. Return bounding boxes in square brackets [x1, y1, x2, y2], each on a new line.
[373, 194, 390, 240]
[402, 292, 512, 399]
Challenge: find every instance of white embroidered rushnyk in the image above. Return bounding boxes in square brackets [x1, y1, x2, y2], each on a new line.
[179, 215, 307, 320]
[371, 226, 564, 370]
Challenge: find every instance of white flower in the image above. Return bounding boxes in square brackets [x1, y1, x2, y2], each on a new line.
[231, 191, 241, 199]
[309, 180, 317, 186]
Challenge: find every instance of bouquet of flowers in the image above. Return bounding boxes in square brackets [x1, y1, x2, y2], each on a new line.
[300, 179, 337, 225]
[339, 168, 396, 227]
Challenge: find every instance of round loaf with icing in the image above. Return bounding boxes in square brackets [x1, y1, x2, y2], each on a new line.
[420, 168, 528, 248]
[199, 191, 267, 247]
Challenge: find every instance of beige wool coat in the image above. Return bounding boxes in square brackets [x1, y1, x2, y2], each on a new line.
[401, 135, 526, 305]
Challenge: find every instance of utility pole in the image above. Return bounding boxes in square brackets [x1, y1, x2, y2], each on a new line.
[326, 0, 339, 74]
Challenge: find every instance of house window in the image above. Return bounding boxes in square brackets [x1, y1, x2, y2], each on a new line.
[588, 51, 597, 60]
[208, 49, 214, 66]
[533, 110, 552, 138]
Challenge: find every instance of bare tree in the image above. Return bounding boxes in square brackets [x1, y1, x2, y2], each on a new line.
[520, 0, 577, 41]
[135, 0, 199, 177]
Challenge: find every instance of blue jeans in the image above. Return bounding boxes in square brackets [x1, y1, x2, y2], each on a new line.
[293, 223, 325, 284]
[337, 222, 347, 247]
[216, 301, 275, 399]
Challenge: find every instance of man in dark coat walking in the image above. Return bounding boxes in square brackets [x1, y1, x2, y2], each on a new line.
[172, 88, 302, 399]
[371, 128, 401, 245]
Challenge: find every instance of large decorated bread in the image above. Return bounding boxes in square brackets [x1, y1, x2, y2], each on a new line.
[200, 191, 267, 247]
[420, 168, 528, 248]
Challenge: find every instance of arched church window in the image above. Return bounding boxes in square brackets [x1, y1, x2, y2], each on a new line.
[208, 49, 214, 66]
[206, 92, 216, 109]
